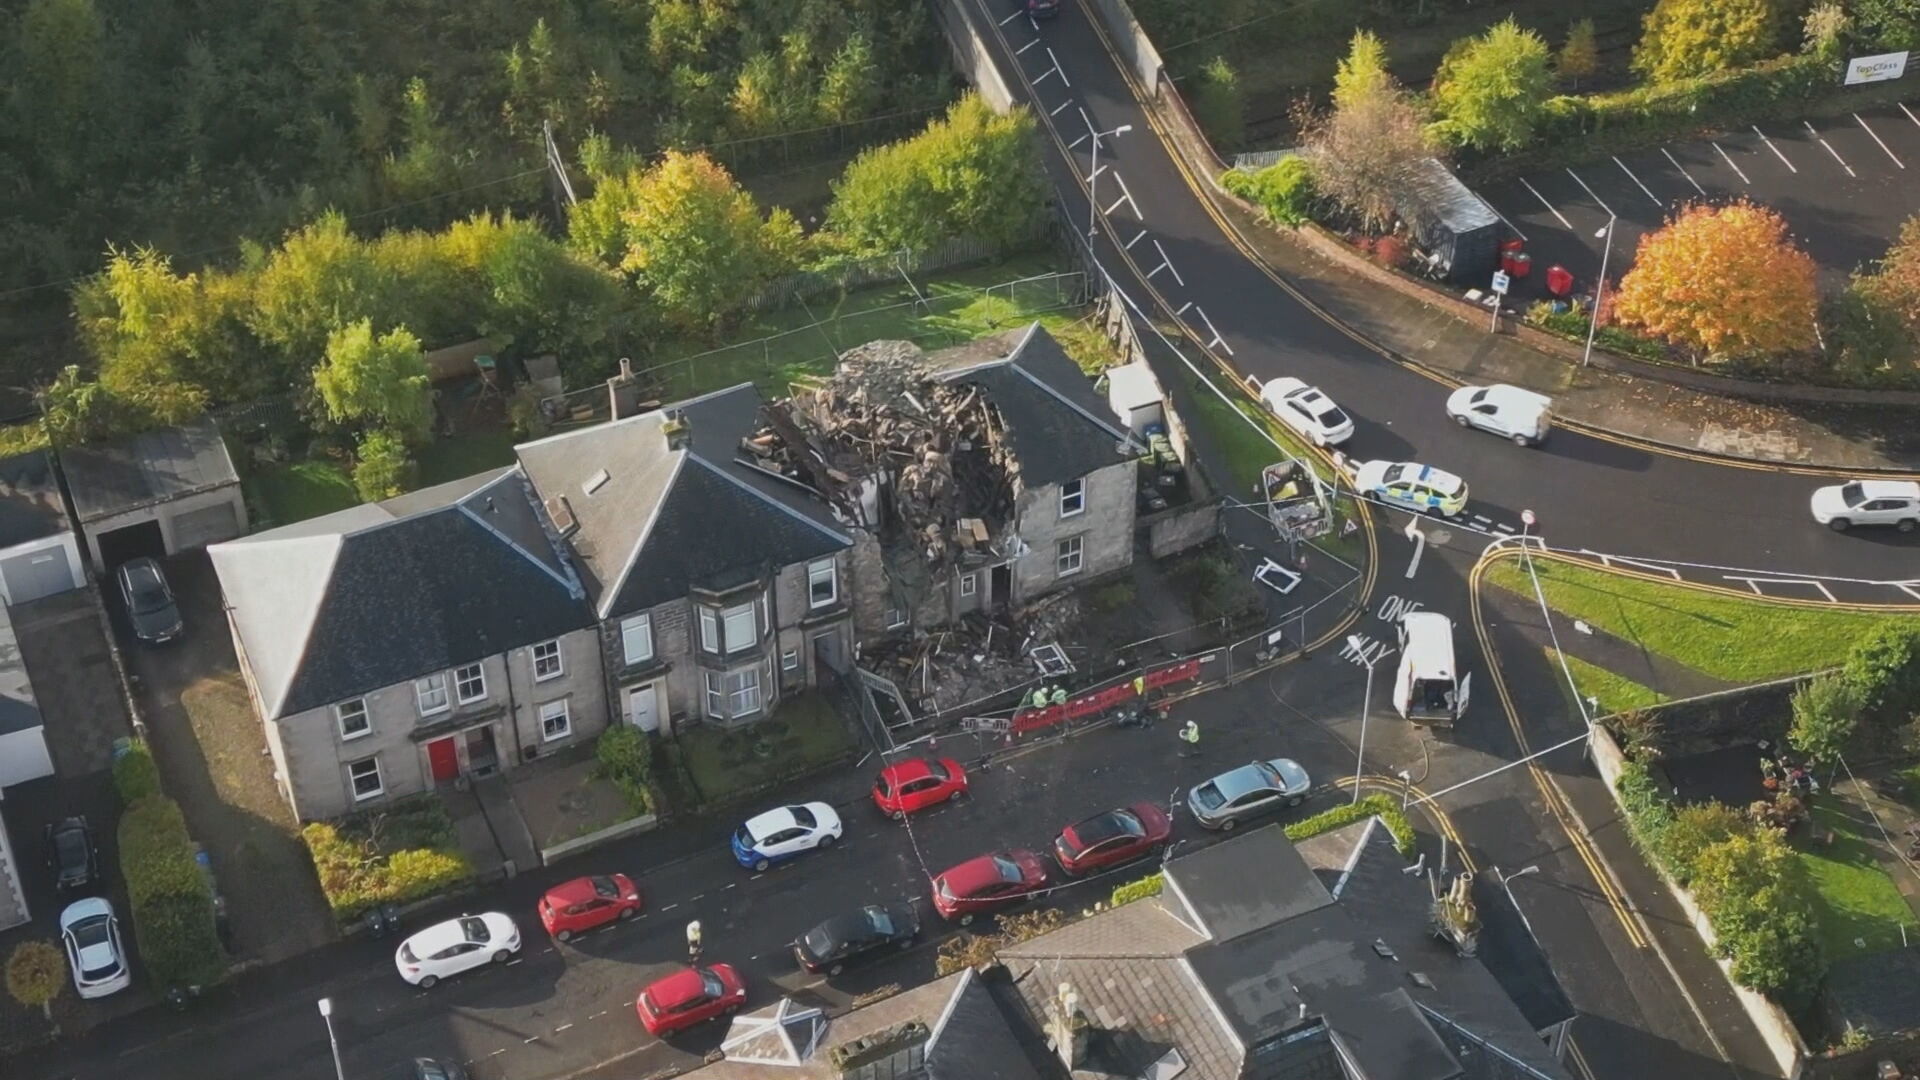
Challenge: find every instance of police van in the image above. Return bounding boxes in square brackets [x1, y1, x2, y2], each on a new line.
[1393, 611, 1470, 725]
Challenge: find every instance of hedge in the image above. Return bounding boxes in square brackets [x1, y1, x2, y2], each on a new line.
[117, 796, 225, 989]
[1284, 794, 1416, 857]
[1525, 303, 1669, 363]
[594, 725, 654, 816]
[1110, 872, 1165, 908]
[112, 740, 161, 806]
[303, 797, 472, 922]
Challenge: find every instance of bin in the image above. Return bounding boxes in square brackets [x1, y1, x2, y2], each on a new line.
[1509, 252, 1533, 278]
[1546, 264, 1574, 298]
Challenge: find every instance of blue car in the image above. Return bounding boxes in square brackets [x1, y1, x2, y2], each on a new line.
[731, 802, 843, 872]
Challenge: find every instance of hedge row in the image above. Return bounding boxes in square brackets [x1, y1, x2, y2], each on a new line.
[594, 725, 654, 816]
[118, 796, 225, 990]
[1110, 872, 1165, 908]
[1284, 794, 1417, 857]
[112, 740, 161, 805]
[303, 797, 472, 922]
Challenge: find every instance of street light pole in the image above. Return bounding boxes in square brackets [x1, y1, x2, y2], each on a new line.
[1083, 115, 1132, 239]
[318, 997, 346, 1080]
[1348, 634, 1378, 804]
[1581, 213, 1617, 368]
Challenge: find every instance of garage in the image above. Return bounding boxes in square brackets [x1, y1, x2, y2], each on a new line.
[60, 417, 249, 572]
[0, 450, 86, 607]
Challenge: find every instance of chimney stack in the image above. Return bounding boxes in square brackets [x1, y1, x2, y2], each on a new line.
[607, 357, 640, 419]
[663, 409, 692, 452]
[1047, 982, 1090, 1071]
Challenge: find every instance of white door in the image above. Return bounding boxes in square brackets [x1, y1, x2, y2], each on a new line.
[1456, 673, 1472, 717]
[626, 684, 659, 733]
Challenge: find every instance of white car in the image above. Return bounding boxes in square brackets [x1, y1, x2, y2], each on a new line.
[1352, 460, 1469, 518]
[1445, 384, 1552, 447]
[60, 897, 132, 999]
[1810, 480, 1920, 533]
[395, 912, 521, 988]
[1257, 377, 1354, 447]
[731, 802, 843, 872]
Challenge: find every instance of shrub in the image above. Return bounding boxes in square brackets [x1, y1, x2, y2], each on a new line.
[1525, 302, 1669, 363]
[1222, 157, 1318, 227]
[1285, 794, 1416, 857]
[1191, 56, 1245, 152]
[1530, 54, 1828, 153]
[302, 797, 473, 922]
[1788, 672, 1861, 767]
[352, 429, 416, 501]
[594, 724, 655, 816]
[1662, 802, 1749, 883]
[6, 941, 64, 1018]
[113, 740, 162, 805]
[118, 796, 225, 989]
[1843, 621, 1920, 734]
[1372, 235, 1410, 270]
[1614, 759, 1678, 871]
[1110, 873, 1164, 907]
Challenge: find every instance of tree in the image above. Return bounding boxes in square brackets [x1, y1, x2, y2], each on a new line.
[353, 430, 417, 501]
[1822, 286, 1915, 382]
[1557, 19, 1600, 88]
[1690, 829, 1825, 1001]
[1298, 40, 1433, 233]
[37, 367, 116, 448]
[1614, 200, 1818, 360]
[1333, 31, 1393, 114]
[249, 212, 391, 364]
[1854, 0, 1920, 51]
[1659, 802, 1748, 883]
[73, 247, 259, 405]
[1192, 57, 1245, 152]
[817, 32, 881, 124]
[1633, 0, 1782, 84]
[1788, 673, 1860, 769]
[1860, 214, 1920, 341]
[6, 941, 64, 1021]
[1842, 621, 1920, 735]
[1801, 4, 1851, 61]
[1222, 156, 1317, 226]
[1430, 19, 1554, 152]
[16, 0, 105, 182]
[312, 320, 432, 441]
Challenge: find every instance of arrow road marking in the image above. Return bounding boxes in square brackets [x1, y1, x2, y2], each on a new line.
[1404, 518, 1426, 580]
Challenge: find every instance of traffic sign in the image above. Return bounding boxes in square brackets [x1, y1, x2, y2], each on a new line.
[1490, 271, 1511, 295]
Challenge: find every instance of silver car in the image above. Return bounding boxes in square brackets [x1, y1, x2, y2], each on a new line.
[1187, 758, 1312, 831]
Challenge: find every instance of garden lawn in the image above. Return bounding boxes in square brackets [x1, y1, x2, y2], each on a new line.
[248, 460, 356, 526]
[416, 428, 517, 487]
[1797, 804, 1919, 961]
[1484, 558, 1919, 683]
[675, 693, 857, 806]
[1555, 652, 1666, 716]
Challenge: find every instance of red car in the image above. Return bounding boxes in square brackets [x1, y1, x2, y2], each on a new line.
[932, 849, 1050, 925]
[1052, 803, 1174, 877]
[538, 874, 643, 941]
[871, 757, 968, 819]
[636, 964, 747, 1037]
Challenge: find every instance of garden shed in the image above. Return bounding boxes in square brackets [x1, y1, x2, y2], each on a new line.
[61, 417, 248, 571]
[1395, 156, 1502, 284]
[0, 450, 85, 606]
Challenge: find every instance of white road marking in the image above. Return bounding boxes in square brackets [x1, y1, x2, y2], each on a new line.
[1902, 102, 1920, 130]
[1125, 228, 1148, 250]
[1726, 575, 1834, 601]
[999, 8, 1025, 24]
[1405, 522, 1427, 580]
[589, 1011, 609, 1020]
[1660, 147, 1708, 196]
[1016, 38, 1040, 55]
[1068, 132, 1089, 149]
[1751, 125, 1796, 172]
[555, 1023, 574, 1033]
[1193, 305, 1232, 354]
[1176, 300, 1193, 315]
[490, 1049, 507, 1058]
[723, 882, 738, 889]
[1897, 582, 1920, 601]
[1481, 200, 1530, 242]
[524, 1036, 541, 1045]
[506, 957, 523, 965]
[1565, 167, 1615, 218]
[1051, 99, 1073, 117]
[1148, 239, 1184, 286]
[1033, 65, 1058, 85]
[1518, 177, 1572, 228]
[1805, 121, 1855, 176]
[1492, 523, 1516, 535]
[1577, 549, 1683, 580]
[1612, 156, 1663, 206]
[1087, 163, 1107, 180]
[1105, 173, 1138, 216]
[1046, 48, 1071, 88]
[1856, 113, 1905, 168]
[660, 903, 678, 911]
[1712, 142, 1751, 184]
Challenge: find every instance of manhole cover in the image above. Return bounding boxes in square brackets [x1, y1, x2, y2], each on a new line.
[1428, 528, 1453, 546]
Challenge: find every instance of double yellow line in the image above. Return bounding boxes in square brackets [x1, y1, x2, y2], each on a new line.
[1335, 774, 1476, 873]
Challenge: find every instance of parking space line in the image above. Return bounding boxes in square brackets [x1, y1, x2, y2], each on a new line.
[1148, 239, 1185, 286]
[1897, 582, 1920, 601]
[1856, 113, 1905, 168]
[1105, 173, 1138, 217]
[1050, 99, 1072, 116]
[1480, 199, 1529, 242]
[1611, 156, 1662, 207]
[1068, 132, 1088, 149]
[1193, 305, 1233, 355]
[1046, 48, 1070, 88]
[1903, 102, 1920, 130]
[1032, 64, 1058, 85]
[1751, 125, 1797, 173]
[1517, 177, 1572, 228]
[1660, 147, 1707, 196]
[1125, 228, 1148, 250]
[1016, 38, 1040, 55]
[1564, 167, 1615, 217]
[1712, 142, 1751, 184]
[1805, 121, 1855, 177]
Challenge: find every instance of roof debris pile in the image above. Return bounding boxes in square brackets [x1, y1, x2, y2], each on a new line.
[863, 592, 1084, 715]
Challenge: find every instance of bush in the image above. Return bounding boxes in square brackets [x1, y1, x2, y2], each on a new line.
[1191, 56, 1245, 152]
[1662, 802, 1748, 884]
[352, 429, 416, 501]
[118, 796, 225, 990]
[302, 797, 473, 922]
[1284, 794, 1416, 857]
[1222, 157, 1318, 227]
[6, 941, 64, 1016]
[594, 724, 655, 816]
[1615, 758, 1678, 870]
[113, 740, 162, 806]
[1843, 622, 1920, 734]
[1530, 55, 1828, 154]
[1526, 302, 1669, 363]
[1110, 873, 1164, 907]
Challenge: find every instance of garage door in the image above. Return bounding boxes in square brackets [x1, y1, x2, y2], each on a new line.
[168, 500, 240, 551]
[0, 544, 79, 605]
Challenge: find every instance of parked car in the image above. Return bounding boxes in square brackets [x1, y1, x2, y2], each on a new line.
[59, 897, 131, 999]
[1352, 460, 1468, 519]
[1052, 803, 1173, 877]
[45, 816, 98, 893]
[394, 913, 521, 988]
[1187, 759, 1311, 831]
[116, 557, 183, 644]
[636, 964, 748, 1037]
[404, 1060, 469, 1080]
[1810, 480, 1920, 533]
[1016, 0, 1060, 18]
[792, 903, 919, 976]
[732, 803, 843, 873]
[872, 757, 968, 820]
[1257, 377, 1354, 447]
[1445, 384, 1552, 447]
[539, 874, 643, 942]
[931, 850, 1050, 925]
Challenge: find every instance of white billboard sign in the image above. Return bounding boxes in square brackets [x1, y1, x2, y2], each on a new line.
[1845, 51, 1909, 85]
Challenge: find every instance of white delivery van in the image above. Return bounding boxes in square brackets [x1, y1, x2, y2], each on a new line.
[1394, 611, 1470, 725]
[1445, 384, 1552, 447]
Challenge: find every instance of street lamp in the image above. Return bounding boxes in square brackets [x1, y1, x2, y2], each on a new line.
[1347, 634, 1384, 804]
[1581, 214, 1618, 368]
[1085, 118, 1132, 239]
[318, 997, 346, 1080]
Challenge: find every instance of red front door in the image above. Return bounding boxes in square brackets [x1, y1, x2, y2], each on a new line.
[426, 737, 459, 782]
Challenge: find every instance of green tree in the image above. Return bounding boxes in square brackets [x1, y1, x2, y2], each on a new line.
[37, 367, 116, 448]
[478, 222, 630, 362]
[74, 247, 260, 405]
[1633, 0, 1783, 84]
[6, 941, 64, 1021]
[16, 0, 105, 181]
[817, 32, 881, 124]
[353, 430, 417, 501]
[1854, 0, 1920, 50]
[1557, 19, 1600, 88]
[1842, 621, 1920, 735]
[384, 77, 464, 199]
[1661, 802, 1748, 882]
[1860, 214, 1920, 342]
[248, 212, 390, 364]
[1192, 56, 1245, 152]
[1431, 19, 1554, 152]
[1821, 286, 1913, 383]
[1690, 829, 1825, 1001]
[1300, 40, 1433, 232]
[313, 320, 432, 441]
[1788, 673, 1860, 769]
[1333, 31, 1393, 114]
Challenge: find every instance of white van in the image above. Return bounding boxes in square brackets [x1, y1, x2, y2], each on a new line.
[1393, 612, 1470, 725]
[1445, 384, 1552, 447]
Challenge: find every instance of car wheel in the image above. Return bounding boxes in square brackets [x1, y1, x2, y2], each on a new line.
[1900, 519, 1918, 533]
[891, 809, 906, 822]
[1288, 796, 1304, 807]
[619, 906, 638, 921]
[1829, 518, 1852, 532]
[419, 975, 439, 989]
[493, 949, 512, 964]
[753, 857, 771, 872]
[959, 912, 976, 926]
[1511, 433, 1531, 447]
[948, 789, 964, 803]
[1426, 505, 1447, 518]
[900, 936, 915, 949]
[1220, 817, 1238, 831]
[828, 963, 845, 977]
[1453, 413, 1471, 428]
[556, 929, 573, 943]
[817, 834, 836, 850]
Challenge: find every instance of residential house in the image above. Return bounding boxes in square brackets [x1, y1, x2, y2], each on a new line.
[210, 469, 606, 821]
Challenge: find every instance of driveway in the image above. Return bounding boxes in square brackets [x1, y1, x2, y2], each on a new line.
[114, 553, 335, 966]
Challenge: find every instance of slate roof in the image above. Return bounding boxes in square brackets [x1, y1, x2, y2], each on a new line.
[0, 603, 41, 737]
[209, 469, 591, 719]
[60, 417, 238, 523]
[1826, 946, 1920, 1036]
[0, 451, 71, 550]
[515, 384, 850, 619]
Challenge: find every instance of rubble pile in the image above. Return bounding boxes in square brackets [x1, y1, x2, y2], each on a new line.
[863, 610, 1032, 715]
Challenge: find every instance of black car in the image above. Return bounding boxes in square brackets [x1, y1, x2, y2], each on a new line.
[404, 1060, 468, 1080]
[793, 903, 919, 976]
[1017, 0, 1061, 18]
[45, 817, 98, 893]
[117, 557, 183, 644]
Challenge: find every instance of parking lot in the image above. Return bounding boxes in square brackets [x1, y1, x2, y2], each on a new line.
[1479, 99, 1920, 301]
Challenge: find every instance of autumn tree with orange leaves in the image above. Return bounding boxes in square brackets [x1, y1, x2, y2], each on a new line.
[1860, 213, 1920, 340]
[1614, 200, 1819, 361]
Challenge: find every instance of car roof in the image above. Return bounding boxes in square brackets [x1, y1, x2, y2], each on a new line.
[743, 806, 800, 839]
[544, 877, 604, 905]
[1858, 480, 1920, 500]
[1208, 762, 1279, 801]
[941, 852, 1019, 894]
[646, 967, 712, 1009]
[1069, 809, 1139, 845]
[59, 896, 113, 928]
[407, 914, 497, 953]
[879, 758, 936, 783]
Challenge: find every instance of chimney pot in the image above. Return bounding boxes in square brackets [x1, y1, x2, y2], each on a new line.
[663, 410, 692, 451]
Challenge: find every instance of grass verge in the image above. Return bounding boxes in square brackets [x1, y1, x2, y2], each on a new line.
[1555, 652, 1667, 716]
[1798, 803, 1919, 962]
[246, 460, 356, 526]
[416, 428, 517, 488]
[1484, 558, 1917, 683]
[675, 693, 857, 806]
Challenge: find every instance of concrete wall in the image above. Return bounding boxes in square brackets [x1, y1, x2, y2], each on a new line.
[929, 0, 1015, 113]
[1081, 0, 1164, 97]
[1012, 460, 1136, 605]
[1144, 498, 1222, 560]
[81, 483, 247, 571]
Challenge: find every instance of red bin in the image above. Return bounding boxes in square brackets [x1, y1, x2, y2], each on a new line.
[1500, 237, 1525, 255]
[1509, 252, 1533, 278]
[1545, 264, 1574, 298]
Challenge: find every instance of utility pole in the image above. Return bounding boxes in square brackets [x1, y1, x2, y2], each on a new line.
[543, 119, 578, 226]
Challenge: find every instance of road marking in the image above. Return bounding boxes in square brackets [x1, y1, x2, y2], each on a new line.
[998, 8, 1025, 23]
[1492, 523, 1516, 535]
[723, 882, 738, 889]
[1711, 142, 1751, 184]
[1612, 156, 1663, 206]
[1068, 132, 1088, 149]
[1903, 102, 1920, 130]
[1517, 177, 1572, 228]
[1480, 200, 1529, 242]
[1051, 99, 1073, 117]
[1577, 549, 1683, 580]
[1805, 121, 1855, 176]
[1046, 48, 1071, 88]
[506, 957, 523, 965]
[490, 1049, 507, 1057]
[1856, 113, 1905, 168]
[1564, 167, 1615, 218]
[1897, 582, 1920, 601]
[1659, 146, 1707, 196]
[1033, 65, 1058, 85]
[524, 1036, 542, 1045]
[1016, 37, 1040, 54]
[589, 1011, 609, 1020]
[1147, 239, 1184, 286]
[1192, 305, 1232, 354]
[1751, 125, 1796, 172]
[1125, 228, 1148, 250]
[1105, 173, 1139, 216]
[1175, 300, 1193, 315]
[1087, 163, 1107, 180]
[1728, 575, 1835, 601]
[660, 903, 678, 911]
[555, 1023, 574, 1033]
[1405, 520, 1427, 579]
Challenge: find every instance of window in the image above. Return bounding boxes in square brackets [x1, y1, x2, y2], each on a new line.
[532, 640, 563, 681]
[455, 663, 487, 704]
[702, 601, 759, 655]
[885, 607, 908, 629]
[415, 673, 449, 715]
[959, 573, 978, 598]
[348, 757, 383, 801]
[698, 607, 719, 653]
[1056, 536, 1084, 578]
[1060, 478, 1085, 517]
[621, 614, 654, 666]
[808, 559, 837, 609]
[329, 698, 369, 741]
[781, 649, 799, 672]
[704, 668, 764, 719]
[539, 700, 571, 742]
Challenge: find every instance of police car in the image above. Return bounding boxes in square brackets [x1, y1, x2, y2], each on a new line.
[1352, 460, 1468, 518]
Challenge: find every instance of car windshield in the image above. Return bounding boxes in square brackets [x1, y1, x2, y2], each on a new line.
[1382, 464, 1407, 484]
[591, 876, 620, 898]
[789, 806, 817, 829]
[418, 1064, 451, 1080]
[459, 917, 490, 943]
[129, 577, 169, 613]
[936, 877, 956, 902]
[993, 856, 1024, 883]
[926, 761, 950, 782]
[699, 969, 725, 999]
[1318, 405, 1351, 427]
[1469, 388, 1489, 405]
[1840, 482, 1867, 508]
[803, 926, 836, 956]
[1192, 784, 1226, 811]
[56, 829, 87, 862]
[399, 943, 419, 963]
[1257, 762, 1283, 789]
[866, 907, 895, 936]
[638, 990, 659, 1013]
